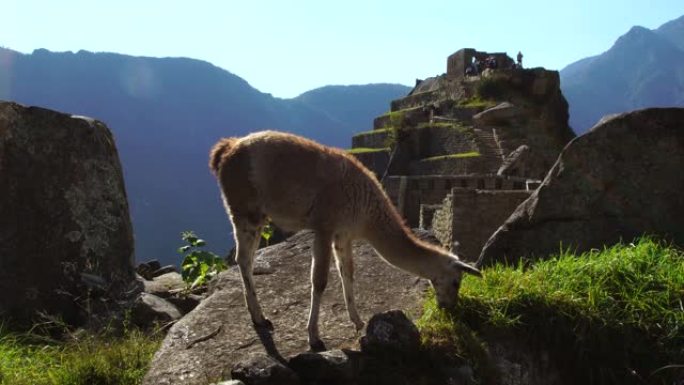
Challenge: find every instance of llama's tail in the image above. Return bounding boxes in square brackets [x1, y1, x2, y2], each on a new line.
[209, 137, 239, 175]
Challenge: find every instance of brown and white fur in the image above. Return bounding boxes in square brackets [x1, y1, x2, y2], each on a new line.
[209, 130, 481, 351]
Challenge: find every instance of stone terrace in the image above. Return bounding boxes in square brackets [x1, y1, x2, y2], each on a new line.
[348, 48, 574, 258]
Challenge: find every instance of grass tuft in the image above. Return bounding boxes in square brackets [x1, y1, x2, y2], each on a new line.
[457, 96, 497, 109]
[421, 152, 480, 162]
[418, 237, 684, 384]
[347, 147, 390, 154]
[353, 128, 390, 137]
[0, 326, 161, 385]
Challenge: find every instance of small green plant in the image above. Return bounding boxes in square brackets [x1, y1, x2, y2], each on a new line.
[384, 110, 409, 149]
[179, 231, 226, 289]
[260, 222, 274, 246]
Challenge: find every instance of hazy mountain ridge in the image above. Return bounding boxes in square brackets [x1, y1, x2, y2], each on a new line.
[0, 47, 410, 263]
[294, 84, 407, 129]
[561, 15, 684, 133]
[656, 14, 684, 51]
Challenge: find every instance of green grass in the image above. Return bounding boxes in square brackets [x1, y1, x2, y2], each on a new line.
[418, 237, 684, 384]
[457, 96, 497, 109]
[420, 152, 480, 162]
[347, 147, 390, 154]
[353, 128, 390, 137]
[0, 327, 161, 385]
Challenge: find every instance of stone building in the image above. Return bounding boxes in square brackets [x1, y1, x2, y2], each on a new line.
[349, 48, 574, 261]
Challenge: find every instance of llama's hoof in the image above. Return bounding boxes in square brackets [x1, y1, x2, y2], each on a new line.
[309, 339, 327, 352]
[254, 318, 274, 331]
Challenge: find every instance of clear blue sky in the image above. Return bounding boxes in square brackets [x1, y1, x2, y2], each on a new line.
[3, 0, 683, 98]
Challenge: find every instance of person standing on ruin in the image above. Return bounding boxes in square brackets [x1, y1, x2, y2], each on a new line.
[517, 51, 523, 68]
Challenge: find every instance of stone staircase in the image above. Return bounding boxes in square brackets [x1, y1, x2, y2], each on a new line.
[473, 128, 505, 173]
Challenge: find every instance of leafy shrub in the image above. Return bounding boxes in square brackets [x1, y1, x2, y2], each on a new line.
[384, 111, 409, 149]
[475, 77, 506, 100]
[179, 231, 226, 289]
[260, 222, 274, 247]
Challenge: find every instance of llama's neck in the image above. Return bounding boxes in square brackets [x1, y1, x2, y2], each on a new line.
[362, 198, 446, 280]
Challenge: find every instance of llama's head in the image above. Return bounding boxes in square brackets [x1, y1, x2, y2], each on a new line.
[430, 255, 482, 308]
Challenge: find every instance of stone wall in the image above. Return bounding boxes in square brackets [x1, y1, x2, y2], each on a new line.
[385, 175, 531, 228]
[447, 48, 515, 78]
[419, 204, 442, 230]
[432, 189, 531, 261]
[350, 149, 390, 178]
[444, 106, 486, 122]
[447, 48, 476, 79]
[431, 195, 454, 251]
[408, 156, 493, 176]
[352, 130, 388, 149]
[413, 125, 478, 158]
[391, 91, 441, 111]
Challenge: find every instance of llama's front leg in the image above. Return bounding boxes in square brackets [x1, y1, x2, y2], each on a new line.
[235, 225, 272, 330]
[334, 237, 364, 331]
[308, 232, 332, 351]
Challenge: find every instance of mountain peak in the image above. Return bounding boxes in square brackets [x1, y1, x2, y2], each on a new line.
[560, 14, 684, 134]
[656, 14, 684, 32]
[656, 14, 684, 51]
[614, 25, 659, 46]
[608, 23, 676, 58]
[626, 25, 651, 35]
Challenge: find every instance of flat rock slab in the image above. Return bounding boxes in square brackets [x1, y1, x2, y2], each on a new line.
[143, 231, 430, 385]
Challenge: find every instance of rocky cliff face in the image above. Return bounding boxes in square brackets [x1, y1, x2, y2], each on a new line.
[0, 101, 135, 326]
[478, 108, 684, 266]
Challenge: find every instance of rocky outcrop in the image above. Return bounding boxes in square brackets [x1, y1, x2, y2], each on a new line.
[143, 231, 431, 385]
[0, 101, 134, 326]
[225, 310, 471, 385]
[133, 268, 206, 328]
[478, 108, 684, 266]
[131, 293, 183, 327]
[232, 354, 300, 385]
[473, 102, 522, 125]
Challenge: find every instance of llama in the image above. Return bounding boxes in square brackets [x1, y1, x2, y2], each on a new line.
[209, 130, 481, 351]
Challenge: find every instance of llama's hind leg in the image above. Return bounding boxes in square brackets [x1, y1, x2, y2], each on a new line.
[307, 232, 332, 351]
[234, 218, 272, 330]
[333, 236, 364, 332]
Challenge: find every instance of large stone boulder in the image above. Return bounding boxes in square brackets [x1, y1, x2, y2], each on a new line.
[231, 353, 300, 385]
[143, 231, 431, 385]
[0, 101, 134, 326]
[478, 108, 684, 266]
[359, 310, 421, 356]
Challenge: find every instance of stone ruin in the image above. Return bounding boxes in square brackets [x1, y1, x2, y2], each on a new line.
[350, 48, 575, 261]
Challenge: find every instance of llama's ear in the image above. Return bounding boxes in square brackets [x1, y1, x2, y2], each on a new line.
[452, 259, 483, 277]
